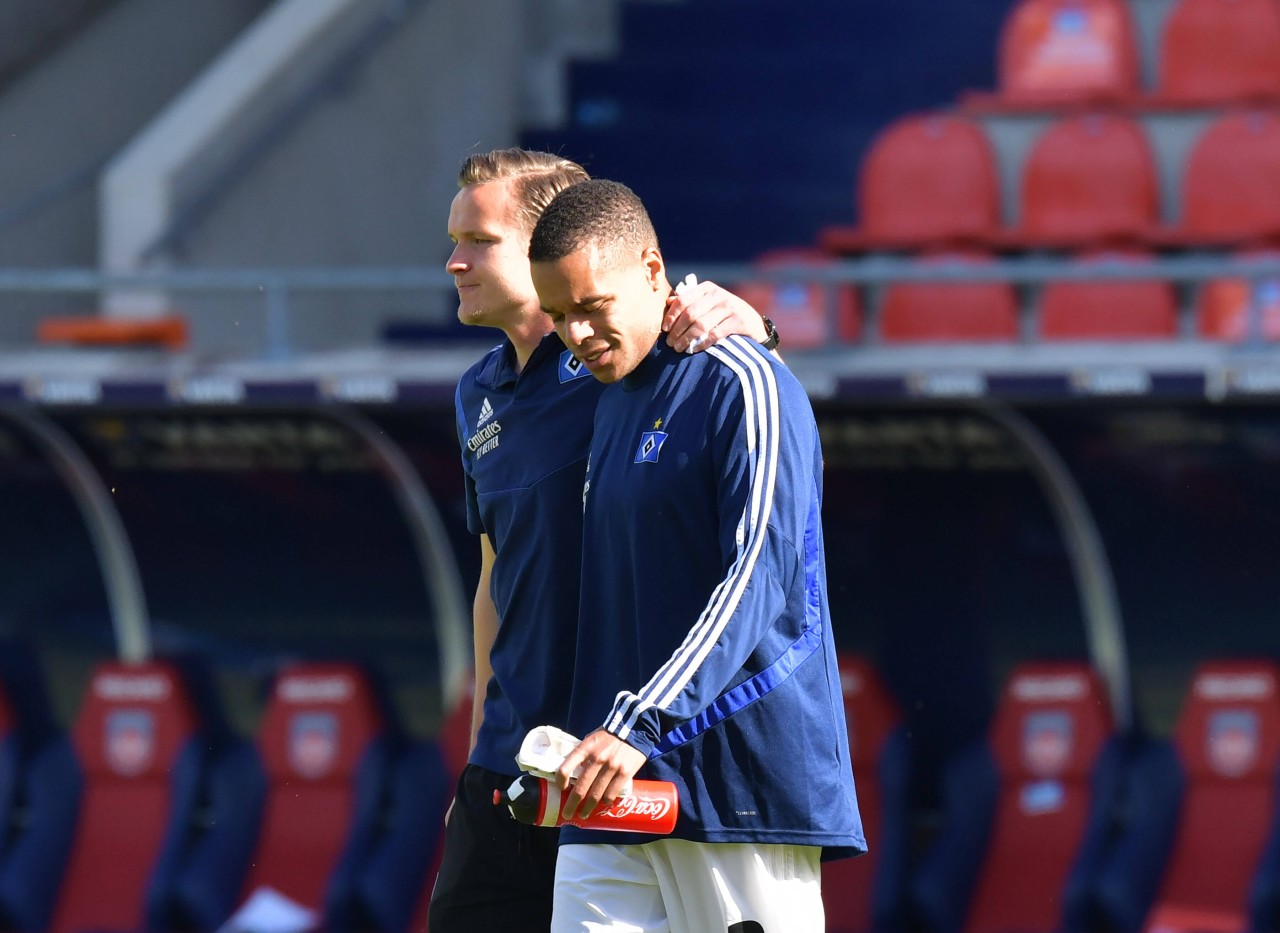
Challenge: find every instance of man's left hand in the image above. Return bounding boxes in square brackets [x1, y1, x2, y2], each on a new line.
[664, 280, 768, 353]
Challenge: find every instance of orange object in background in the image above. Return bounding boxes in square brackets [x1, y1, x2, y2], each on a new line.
[37, 315, 188, 350]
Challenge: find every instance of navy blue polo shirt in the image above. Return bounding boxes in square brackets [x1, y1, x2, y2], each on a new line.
[455, 331, 605, 776]
[561, 336, 865, 857]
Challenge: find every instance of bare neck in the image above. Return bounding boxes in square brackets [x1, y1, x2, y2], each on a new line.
[506, 314, 556, 373]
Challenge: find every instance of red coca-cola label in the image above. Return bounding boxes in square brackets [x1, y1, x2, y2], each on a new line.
[557, 779, 678, 834]
[601, 793, 672, 822]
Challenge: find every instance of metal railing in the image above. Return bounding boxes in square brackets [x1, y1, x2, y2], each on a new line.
[6, 252, 1280, 724]
[0, 265, 453, 358]
[0, 251, 1279, 357]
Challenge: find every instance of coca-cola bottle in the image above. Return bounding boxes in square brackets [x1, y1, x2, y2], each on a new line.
[493, 773, 678, 835]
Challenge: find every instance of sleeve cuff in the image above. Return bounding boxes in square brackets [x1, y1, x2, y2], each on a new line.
[603, 693, 661, 757]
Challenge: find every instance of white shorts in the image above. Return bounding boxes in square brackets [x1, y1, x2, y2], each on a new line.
[551, 839, 824, 933]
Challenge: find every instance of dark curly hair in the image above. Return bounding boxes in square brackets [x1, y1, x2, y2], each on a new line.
[527, 179, 658, 268]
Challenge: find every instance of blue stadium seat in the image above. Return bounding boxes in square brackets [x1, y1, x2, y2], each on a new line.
[1082, 739, 1182, 933]
[0, 643, 80, 933]
[145, 738, 265, 932]
[354, 740, 451, 932]
[0, 735, 81, 932]
[408, 674, 474, 933]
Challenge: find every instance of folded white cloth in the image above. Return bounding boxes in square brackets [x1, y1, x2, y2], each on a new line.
[516, 725, 581, 781]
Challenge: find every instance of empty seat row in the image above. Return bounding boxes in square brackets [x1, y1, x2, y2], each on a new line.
[773, 104, 1280, 344]
[741, 4, 1280, 346]
[0, 655, 456, 933]
[843, 657, 1280, 933]
[980, 0, 1280, 108]
[6, 650, 1278, 933]
[733, 249, 1280, 345]
[822, 110, 1280, 252]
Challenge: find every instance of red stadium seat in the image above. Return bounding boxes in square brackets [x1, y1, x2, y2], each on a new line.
[238, 662, 392, 915]
[966, 664, 1117, 933]
[1197, 252, 1280, 341]
[355, 739, 451, 933]
[1040, 252, 1178, 340]
[1142, 661, 1280, 933]
[914, 663, 1123, 933]
[1170, 112, 1280, 246]
[731, 249, 863, 347]
[996, 0, 1140, 104]
[1016, 114, 1159, 247]
[821, 114, 1001, 253]
[823, 655, 910, 933]
[880, 254, 1020, 343]
[1156, 0, 1280, 105]
[49, 661, 205, 933]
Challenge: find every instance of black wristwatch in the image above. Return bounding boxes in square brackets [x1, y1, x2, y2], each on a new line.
[760, 317, 781, 351]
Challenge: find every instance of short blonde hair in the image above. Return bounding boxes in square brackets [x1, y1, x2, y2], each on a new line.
[458, 148, 590, 235]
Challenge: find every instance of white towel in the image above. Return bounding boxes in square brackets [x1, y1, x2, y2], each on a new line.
[516, 725, 581, 781]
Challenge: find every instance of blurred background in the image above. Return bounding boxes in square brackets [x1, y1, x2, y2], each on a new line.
[3, 0, 1280, 931]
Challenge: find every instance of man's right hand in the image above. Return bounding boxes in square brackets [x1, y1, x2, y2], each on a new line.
[556, 729, 647, 820]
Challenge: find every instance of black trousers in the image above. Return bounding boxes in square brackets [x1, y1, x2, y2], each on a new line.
[428, 764, 560, 933]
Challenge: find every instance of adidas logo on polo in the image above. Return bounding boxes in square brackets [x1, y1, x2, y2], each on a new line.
[468, 397, 502, 459]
